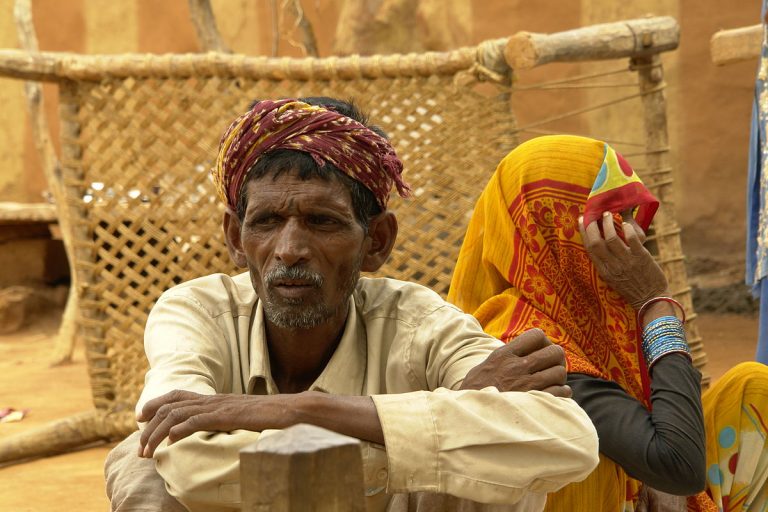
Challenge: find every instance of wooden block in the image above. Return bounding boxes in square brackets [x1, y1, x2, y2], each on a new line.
[711, 24, 762, 66]
[240, 424, 366, 512]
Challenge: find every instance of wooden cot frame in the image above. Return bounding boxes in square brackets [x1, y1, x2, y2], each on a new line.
[0, 16, 704, 466]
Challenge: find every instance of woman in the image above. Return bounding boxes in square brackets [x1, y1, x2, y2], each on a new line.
[448, 135, 768, 511]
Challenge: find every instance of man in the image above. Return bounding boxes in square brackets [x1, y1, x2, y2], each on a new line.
[105, 97, 599, 512]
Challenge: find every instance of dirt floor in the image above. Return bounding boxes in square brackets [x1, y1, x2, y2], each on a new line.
[0, 310, 761, 511]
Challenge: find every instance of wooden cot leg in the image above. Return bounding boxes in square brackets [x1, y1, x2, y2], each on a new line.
[49, 285, 78, 366]
[0, 409, 136, 465]
[14, 0, 80, 366]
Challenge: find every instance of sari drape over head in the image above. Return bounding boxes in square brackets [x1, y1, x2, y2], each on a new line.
[448, 134, 653, 404]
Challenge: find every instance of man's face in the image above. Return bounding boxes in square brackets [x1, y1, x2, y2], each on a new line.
[237, 171, 368, 330]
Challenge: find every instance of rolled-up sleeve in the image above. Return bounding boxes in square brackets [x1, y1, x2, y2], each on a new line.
[153, 430, 262, 511]
[371, 387, 599, 504]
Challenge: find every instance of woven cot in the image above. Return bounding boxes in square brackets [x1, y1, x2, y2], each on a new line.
[0, 16, 706, 462]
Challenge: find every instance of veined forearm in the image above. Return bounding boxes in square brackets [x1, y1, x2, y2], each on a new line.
[292, 392, 384, 445]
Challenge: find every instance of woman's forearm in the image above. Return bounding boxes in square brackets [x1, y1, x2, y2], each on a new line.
[568, 358, 705, 495]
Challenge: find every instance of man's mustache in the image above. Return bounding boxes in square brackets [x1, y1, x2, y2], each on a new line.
[264, 264, 324, 288]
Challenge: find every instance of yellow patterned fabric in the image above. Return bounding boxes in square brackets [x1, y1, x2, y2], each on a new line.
[542, 455, 630, 512]
[447, 135, 732, 511]
[697, 362, 768, 511]
[448, 135, 651, 403]
[448, 134, 648, 510]
[583, 143, 658, 231]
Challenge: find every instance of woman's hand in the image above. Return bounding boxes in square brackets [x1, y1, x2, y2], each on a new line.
[578, 211, 668, 310]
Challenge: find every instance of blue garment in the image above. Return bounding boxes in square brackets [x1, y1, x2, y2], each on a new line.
[747, 4, 768, 363]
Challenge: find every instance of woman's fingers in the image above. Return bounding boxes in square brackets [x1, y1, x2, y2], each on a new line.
[623, 222, 646, 255]
[579, 215, 611, 264]
[601, 212, 630, 257]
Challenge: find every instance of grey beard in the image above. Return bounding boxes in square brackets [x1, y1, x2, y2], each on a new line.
[265, 300, 332, 329]
[262, 263, 360, 330]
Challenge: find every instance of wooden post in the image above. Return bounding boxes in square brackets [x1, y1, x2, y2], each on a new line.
[289, 0, 319, 57]
[634, 54, 709, 386]
[187, 0, 230, 53]
[505, 16, 679, 70]
[13, 0, 80, 366]
[240, 424, 366, 511]
[711, 24, 762, 66]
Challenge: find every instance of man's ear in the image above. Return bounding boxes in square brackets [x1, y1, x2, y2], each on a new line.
[223, 211, 248, 268]
[361, 211, 398, 272]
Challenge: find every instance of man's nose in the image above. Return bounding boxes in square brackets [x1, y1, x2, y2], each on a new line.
[274, 219, 311, 266]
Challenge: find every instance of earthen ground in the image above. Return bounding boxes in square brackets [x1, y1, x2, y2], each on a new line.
[0, 310, 761, 512]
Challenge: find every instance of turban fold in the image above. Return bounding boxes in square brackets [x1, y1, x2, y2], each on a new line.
[211, 99, 410, 212]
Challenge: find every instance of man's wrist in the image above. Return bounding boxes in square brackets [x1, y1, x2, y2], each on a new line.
[288, 391, 327, 427]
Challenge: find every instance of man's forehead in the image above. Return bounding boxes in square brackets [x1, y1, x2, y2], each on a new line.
[243, 172, 354, 211]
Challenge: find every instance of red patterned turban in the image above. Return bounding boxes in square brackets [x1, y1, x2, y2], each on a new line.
[211, 99, 410, 212]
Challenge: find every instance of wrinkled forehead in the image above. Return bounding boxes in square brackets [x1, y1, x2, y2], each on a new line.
[243, 165, 356, 209]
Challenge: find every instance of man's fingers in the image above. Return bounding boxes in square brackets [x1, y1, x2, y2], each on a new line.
[540, 385, 573, 399]
[505, 328, 552, 357]
[139, 399, 202, 453]
[530, 364, 568, 390]
[141, 404, 208, 458]
[168, 412, 221, 444]
[138, 389, 200, 422]
[139, 402, 175, 452]
[522, 344, 566, 374]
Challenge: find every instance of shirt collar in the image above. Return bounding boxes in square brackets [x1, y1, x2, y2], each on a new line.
[247, 295, 367, 396]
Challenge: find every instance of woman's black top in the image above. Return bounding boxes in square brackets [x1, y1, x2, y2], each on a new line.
[567, 354, 706, 495]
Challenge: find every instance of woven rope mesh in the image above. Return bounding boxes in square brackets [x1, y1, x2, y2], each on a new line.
[61, 74, 516, 409]
[57, 58, 706, 412]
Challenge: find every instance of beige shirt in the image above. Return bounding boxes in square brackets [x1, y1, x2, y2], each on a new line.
[139, 272, 598, 512]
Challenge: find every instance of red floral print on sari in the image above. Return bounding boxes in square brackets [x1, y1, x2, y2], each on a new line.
[522, 265, 554, 305]
[532, 200, 555, 227]
[529, 310, 564, 338]
[554, 202, 581, 239]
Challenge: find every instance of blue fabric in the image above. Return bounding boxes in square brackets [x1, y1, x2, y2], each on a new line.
[759, 279, 768, 363]
[746, 100, 762, 291]
[749, 1, 768, 363]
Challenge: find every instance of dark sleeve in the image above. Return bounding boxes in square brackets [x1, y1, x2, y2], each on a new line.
[567, 354, 706, 495]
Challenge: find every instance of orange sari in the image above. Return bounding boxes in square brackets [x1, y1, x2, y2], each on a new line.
[447, 135, 715, 511]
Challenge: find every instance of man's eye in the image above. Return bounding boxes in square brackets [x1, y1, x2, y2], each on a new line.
[250, 215, 280, 226]
[309, 215, 339, 226]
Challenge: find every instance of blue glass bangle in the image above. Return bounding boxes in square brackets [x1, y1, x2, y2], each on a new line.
[641, 315, 690, 368]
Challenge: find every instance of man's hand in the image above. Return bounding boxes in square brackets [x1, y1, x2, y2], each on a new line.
[137, 390, 293, 458]
[460, 329, 571, 397]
